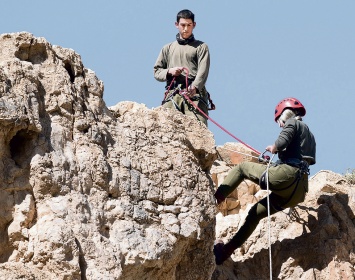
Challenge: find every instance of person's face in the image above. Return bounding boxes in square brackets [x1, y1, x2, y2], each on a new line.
[277, 119, 284, 128]
[175, 18, 196, 39]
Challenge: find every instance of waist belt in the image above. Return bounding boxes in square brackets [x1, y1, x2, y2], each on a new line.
[162, 89, 204, 103]
[163, 81, 216, 111]
[275, 158, 310, 175]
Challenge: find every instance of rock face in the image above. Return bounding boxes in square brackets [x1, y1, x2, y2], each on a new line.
[0, 32, 217, 280]
[211, 143, 261, 216]
[213, 170, 355, 280]
[1, 32, 355, 280]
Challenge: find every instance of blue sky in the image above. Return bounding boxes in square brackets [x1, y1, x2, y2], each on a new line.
[2, 1, 354, 176]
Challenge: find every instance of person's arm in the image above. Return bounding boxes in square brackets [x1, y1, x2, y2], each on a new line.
[153, 48, 169, 82]
[154, 45, 184, 81]
[266, 120, 296, 154]
[191, 43, 210, 91]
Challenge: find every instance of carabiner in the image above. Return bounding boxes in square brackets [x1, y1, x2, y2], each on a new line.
[258, 150, 271, 163]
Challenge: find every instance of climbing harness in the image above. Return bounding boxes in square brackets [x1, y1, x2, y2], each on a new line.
[260, 159, 309, 206]
[162, 69, 216, 111]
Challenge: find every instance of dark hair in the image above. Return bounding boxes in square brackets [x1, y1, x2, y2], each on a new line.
[177, 9, 195, 22]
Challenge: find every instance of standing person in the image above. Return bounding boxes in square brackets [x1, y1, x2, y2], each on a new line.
[213, 97, 316, 265]
[154, 9, 213, 126]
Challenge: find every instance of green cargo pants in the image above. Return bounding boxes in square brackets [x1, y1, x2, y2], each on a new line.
[162, 87, 208, 126]
[217, 161, 308, 250]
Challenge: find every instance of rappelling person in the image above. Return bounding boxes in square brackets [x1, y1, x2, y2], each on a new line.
[213, 97, 317, 265]
[153, 9, 214, 126]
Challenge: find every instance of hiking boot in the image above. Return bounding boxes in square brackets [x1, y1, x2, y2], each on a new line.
[213, 240, 232, 265]
[214, 189, 226, 205]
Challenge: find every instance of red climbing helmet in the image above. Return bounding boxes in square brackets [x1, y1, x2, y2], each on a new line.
[274, 97, 306, 122]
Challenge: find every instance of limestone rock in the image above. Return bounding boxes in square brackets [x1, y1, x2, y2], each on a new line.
[211, 143, 261, 216]
[215, 142, 259, 166]
[0, 32, 217, 280]
[2, 32, 355, 280]
[213, 170, 355, 279]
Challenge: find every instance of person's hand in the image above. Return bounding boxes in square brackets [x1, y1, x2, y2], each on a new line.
[186, 85, 197, 97]
[266, 144, 278, 154]
[168, 67, 184, 76]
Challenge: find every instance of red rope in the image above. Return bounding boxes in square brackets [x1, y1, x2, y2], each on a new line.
[178, 67, 261, 155]
[182, 92, 261, 154]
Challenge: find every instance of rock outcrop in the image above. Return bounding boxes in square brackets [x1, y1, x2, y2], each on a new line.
[0, 32, 217, 280]
[212, 169, 355, 280]
[1, 32, 354, 280]
[211, 143, 261, 216]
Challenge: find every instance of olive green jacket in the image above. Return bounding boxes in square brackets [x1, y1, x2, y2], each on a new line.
[275, 118, 316, 165]
[154, 39, 210, 91]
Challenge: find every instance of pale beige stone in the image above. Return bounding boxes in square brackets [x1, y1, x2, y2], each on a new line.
[0, 32, 217, 280]
[2, 32, 355, 280]
[211, 143, 261, 215]
[213, 170, 355, 279]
